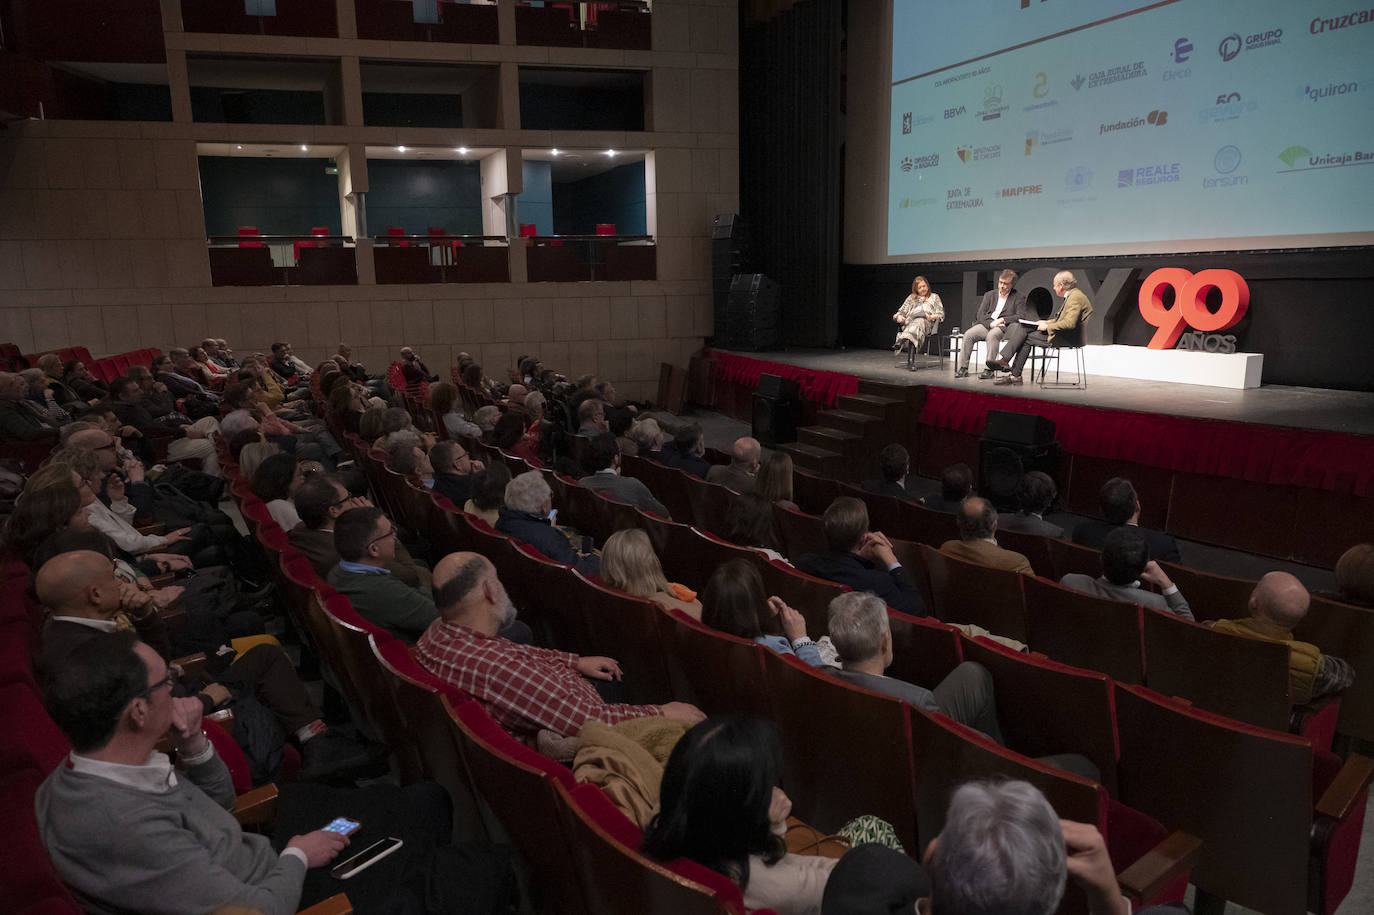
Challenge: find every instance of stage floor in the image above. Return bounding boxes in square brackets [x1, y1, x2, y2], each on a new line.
[720, 348, 1374, 437]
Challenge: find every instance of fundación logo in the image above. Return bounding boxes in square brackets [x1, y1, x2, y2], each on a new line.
[1025, 126, 1074, 155]
[1117, 162, 1181, 188]
[900, 153, 941, 173]
[1204, 145, 1247, 188]
[1099, 110, 1167, 135]
[956, 143, 1002, 163]
[1301, 81, 1358, 102]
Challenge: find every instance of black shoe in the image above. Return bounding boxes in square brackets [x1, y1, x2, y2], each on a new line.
[986, 358, 1012, 373]
[300, 730, 391, 785]
[978, 370, 995, 380]
[954, 368, 968, 378]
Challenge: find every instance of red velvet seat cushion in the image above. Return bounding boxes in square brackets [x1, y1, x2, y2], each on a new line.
[0, 683, 71, 775]
[0, 767, 81, 912]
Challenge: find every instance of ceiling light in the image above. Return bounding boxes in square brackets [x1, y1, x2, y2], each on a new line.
[235, 145, 243, 150]
[457, 146, 468, 155]
[397, 145, 407, 153]
[551, 148, 560, 156]
[604, 149, 616, 157]
[300, 145, 308, 152]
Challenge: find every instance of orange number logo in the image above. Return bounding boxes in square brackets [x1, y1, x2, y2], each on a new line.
[1138, 268, 1250, 349]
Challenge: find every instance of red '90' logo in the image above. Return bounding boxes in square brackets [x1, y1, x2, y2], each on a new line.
[1137, 268, 1250, 350]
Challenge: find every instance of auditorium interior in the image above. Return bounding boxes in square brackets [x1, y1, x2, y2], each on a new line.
[3, 1, 1374, 913]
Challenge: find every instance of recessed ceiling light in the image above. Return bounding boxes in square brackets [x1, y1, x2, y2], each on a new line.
[551, 148, 560, 156]
[300, 145, 308, 152]
[457, 146, 468, 155]
[397, 145, 407, 153]
[235, 145, 243, 150]
[604, 149, 616, 157]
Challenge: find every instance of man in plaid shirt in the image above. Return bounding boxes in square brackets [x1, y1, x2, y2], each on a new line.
[416, 552, 704, 744]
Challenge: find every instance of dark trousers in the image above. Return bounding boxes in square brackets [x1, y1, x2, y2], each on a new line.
[217, 643, 321, 732]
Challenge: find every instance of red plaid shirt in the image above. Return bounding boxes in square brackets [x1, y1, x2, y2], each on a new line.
[415, 620, 659, 741]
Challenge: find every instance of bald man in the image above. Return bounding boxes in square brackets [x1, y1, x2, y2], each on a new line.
[414, 553, 704, 748]
[1212, 571, 1355, 705]
[35, 550, 386, 784]
[706, 436, 761, 493]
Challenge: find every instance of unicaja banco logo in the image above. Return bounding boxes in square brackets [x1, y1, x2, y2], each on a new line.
[1277, 146, 1310, 168]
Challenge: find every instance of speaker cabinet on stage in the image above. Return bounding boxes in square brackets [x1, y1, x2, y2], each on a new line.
[712, 214, 746, 329]
[752, 372, 800, 447]
[980, 410, 1060, 510]
[721, 273, 781, 351]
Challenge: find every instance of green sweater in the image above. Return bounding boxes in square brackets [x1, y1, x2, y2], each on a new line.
[326, 563, 439, 643]
[35, 751, 306, 915]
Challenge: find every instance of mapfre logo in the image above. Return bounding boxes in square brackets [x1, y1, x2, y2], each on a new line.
[1138, 268, 1250, 349]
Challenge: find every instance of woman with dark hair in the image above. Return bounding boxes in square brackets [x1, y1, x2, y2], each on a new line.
[891, 274, 943, 358]
[251, 452, 305, 530]
[642, 717, 836, 913]
[722, 492, 788, 563]
[62, 359, 107, 401]
[700, 559, 822, 666]
[326, 380, 366, 435]
[429, 381, 481, 440]
[2, 477, 91, 566]
[491, 411, 527, 451]
[464, 462, 510, 526]
[755, 452, 797, 511]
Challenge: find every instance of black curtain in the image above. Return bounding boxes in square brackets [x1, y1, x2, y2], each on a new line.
[739, 0, 845, 348]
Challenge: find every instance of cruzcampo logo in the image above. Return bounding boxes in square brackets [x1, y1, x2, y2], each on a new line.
[1277, 145, 1311, 167]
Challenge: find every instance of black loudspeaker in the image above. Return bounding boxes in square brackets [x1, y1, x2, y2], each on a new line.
[752, 372, 800, 447]
[721, 273, 780, 351]
[712, 214, 746, 330]
[983, 410, 1056, 446]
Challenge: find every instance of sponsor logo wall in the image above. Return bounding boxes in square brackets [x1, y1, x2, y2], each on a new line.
[888, 0, 1374, 257]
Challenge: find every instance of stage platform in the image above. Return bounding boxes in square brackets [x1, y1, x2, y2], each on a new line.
[717, 347, 1374, 437]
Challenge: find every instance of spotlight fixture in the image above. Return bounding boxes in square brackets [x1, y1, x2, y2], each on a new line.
[397, 145, 407, 153]
[300, 145, 308, 152]
[457, 146, 468, 155]
[235, 145, 243, 150]
[604, 149, 616, 157]
[551, 148, 560, 156]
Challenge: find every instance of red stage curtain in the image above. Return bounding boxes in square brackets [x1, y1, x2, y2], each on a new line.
[919, 387, 1374, 496]
[707, 350, 859, 409]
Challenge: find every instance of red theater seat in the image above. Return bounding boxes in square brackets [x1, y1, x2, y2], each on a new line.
[237, 226, 263, 248]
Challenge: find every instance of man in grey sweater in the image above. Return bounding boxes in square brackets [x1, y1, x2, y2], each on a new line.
[36, 632, 348, 915]
[1059, 527, 1193, 620]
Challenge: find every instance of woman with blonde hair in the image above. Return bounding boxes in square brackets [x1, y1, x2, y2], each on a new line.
[754, 451, 797, 511]
[600, 528, 703, 620]
[892, 274, 944, 358]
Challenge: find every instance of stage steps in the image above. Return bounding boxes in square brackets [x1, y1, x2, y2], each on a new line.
[781, 379, 920, 483]
[778, 441, 849, 480]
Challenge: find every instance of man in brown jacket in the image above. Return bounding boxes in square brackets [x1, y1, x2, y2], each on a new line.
[938, 497, 1033, 574]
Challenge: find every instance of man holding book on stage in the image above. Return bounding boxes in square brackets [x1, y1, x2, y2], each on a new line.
[988, 270, 1092, 385]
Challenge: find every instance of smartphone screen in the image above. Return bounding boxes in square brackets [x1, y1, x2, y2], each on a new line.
[331, 837, 404, 880]
[322, 817, 360, 836]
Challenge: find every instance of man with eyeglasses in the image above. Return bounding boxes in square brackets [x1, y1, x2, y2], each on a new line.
[290, 474, 431, 592]
[325, 506, 439, 643]
[430, 440, 486, 507]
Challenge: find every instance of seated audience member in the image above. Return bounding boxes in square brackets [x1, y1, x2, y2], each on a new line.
[0, 370, 62, 441]
[938, 497, 1034, 574]
[797, 497, 924, 615]
[63, 359, 108, 402]
[430, 440, 486, 506]
[126, 365, 182, 420]
[34, 551, 382, 785]
[920, 463, 973, 514]
[755, 450, 798, 510]
[924, 780, 1138, 915]
[430, 381, 481, 440]
[109, 377, 220, 475]
[1060, 528, 1193, 619]
[1211, 571, 1355, 705]
[252, 452, 305, 531]
[238, 439, 279, 482]
[37, 354, 84, 406]
[491, 411, 534, 464]
[642, 717, 837, 913]
[170, 347, 218, 390]
[1072, 477, 1181, 564]
[399, 345, 437, 385]
[862, 443, 919, 502]
[723, 492, 789, 563]
[474, 404, 502, 438]
[707, 436, 761, 493]
[291, 474, 431, 591]
[334, 342, 369, 382]
[358, 405, 388, 443]
[3, 473, 100, 568]
[827, 592, 1005, 739]
[609, 406, 638, 456]
[326, 379, 366, 435]
[579, 433, 669, 517]
[1334, 543, 1374, 607]
[997, 471, 1065, 538]
[576, 397, 609, 436]
[415, 552, 704, 746]
[504, 384, 528, 414]
[463, 464, 510, 527]
[601, 529, 702, 619]
[374, 406, 430, 451]
[629, 416, 668, 461]
[21, 367, 73, 424]
[701, 559, 824, 666]
[191, 344, 229, 381]
[496, 470, 600, 576]
[153, 352, 214, 400]
[325, 507, 438, 642]
[987, 269, 1093, 386]
[388, 438, 435, 488]
[269, 341, 312, 380]
[665, 422, 711, 478]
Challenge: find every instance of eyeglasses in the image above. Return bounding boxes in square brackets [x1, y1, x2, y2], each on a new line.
[367, 526, 396, 548]
[135, 663, 182, 700]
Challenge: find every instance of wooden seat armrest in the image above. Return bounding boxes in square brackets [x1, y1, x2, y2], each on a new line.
[233, 784, 279, 827]
[299, 894, 353, 915]
[208, 708, 235, 736]
[1116, 830, 1202, 905]
[174, 652, 209, 681]
[134, 520, 167, 535]
[149, 572, 177, 587]
[1314, 753, 1374, 821]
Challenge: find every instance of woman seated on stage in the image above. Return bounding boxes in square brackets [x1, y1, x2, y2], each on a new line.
[892, 275, 944, 356]
[601, 529, 703, 619]
[642, 716, 837, 913]
[701, 559, 823, 667]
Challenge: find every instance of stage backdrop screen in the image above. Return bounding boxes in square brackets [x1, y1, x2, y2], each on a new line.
[887, 0, 1374, 259]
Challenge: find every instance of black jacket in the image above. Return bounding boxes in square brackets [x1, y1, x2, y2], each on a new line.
[1072, 520, 1181, 564]
[795, 550, 925, 616]
[495, 507, 601, 577]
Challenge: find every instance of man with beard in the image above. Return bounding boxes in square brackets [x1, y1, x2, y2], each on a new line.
[414, 553, 704, 745]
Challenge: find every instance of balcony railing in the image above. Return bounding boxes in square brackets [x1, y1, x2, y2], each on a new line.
[525, 234, 655, 282]
[208, 235, 357, 285]
[354, 0, 499, 44]
[514, 1, 650, 50]
[181, 0, 339, 38]
[373, 235, 510, 283]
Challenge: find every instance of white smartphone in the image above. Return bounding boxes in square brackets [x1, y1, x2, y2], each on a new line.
[322, 817, 361, 836]
[331, 836, 404, 880]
